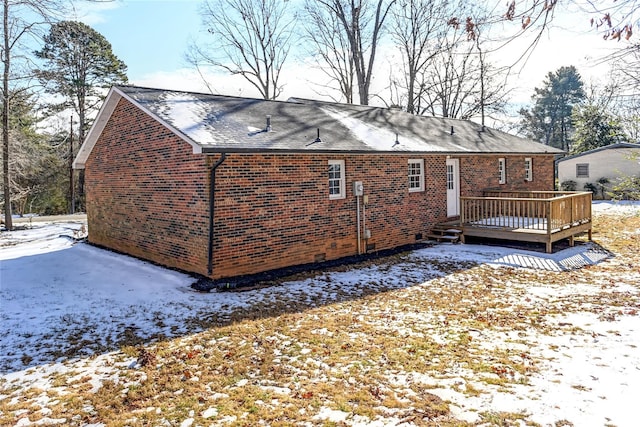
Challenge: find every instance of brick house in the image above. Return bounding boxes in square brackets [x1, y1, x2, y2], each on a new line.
[73, 86, 562, 280]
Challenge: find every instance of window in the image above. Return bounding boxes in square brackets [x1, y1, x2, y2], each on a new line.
[446, 163, 454, 190]
[408, 159, 425, 192]
[498, 158, 506, 184]
[328, 160, 345, 199]
[524, 158, 533, 182]
[576, 163, 589, 178]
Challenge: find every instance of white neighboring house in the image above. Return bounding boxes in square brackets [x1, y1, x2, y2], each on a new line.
[557, 143, 640, 198]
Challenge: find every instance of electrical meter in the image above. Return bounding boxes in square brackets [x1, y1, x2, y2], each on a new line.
[353, 181, 364, 196]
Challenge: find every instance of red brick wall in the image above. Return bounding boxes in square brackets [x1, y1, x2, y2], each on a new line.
[458, 155, 555, 196]
[211, 154, 449, 278]
[85, 98, 556, 279]
[85, 98, 211, 275]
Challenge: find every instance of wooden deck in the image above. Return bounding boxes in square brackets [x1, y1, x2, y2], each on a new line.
[458, 191, 592, 253]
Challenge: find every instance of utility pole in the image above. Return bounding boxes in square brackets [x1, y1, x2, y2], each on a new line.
[69, 115, 74, 214]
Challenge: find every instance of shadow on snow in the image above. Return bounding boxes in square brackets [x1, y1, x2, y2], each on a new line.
[0, 234, 612, 375]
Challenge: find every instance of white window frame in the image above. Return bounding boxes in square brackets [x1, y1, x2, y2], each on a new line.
[576, 163, 589, 178]
[498, 158, 506, 184]
[328, 160, 346, 199]
[408, 159, 425, 192]
[524, 157, 533, 182]
[446, 163, 455, 191]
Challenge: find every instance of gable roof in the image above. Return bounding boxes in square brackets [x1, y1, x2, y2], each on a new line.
[74, 85, 563, 169]
[556, 142, 640, 163]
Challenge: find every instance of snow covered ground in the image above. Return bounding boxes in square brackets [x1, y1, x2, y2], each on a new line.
[1, 201, 639, 426]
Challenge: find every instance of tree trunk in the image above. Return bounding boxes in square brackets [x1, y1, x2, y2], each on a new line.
[77, 98, 86, 212]
[332, 0, 393, 106]
[69, 116, 74, 214]
[406, 70, 415, 114]
[2, 0, 12, 231]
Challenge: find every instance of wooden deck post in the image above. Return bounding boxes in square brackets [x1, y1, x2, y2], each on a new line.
[546, 198, 553, 253]
[454, 191, 592, 254]
[460, 198, 466, 244]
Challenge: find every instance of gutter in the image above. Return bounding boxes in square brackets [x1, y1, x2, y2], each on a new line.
[207, 153, 227, 276]
[200, 147, 562, 156]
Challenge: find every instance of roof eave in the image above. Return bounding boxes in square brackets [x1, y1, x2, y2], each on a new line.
[73, 86, 204, 170]
[200, 147, 560, 155]
[556, 142, 639, 163]
[73, 87, 122, 169]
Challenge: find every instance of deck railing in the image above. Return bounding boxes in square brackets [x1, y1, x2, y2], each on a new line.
[547, 191, 592, 231]
[460, 191, 592, 233]
[482, 190, 579, 199]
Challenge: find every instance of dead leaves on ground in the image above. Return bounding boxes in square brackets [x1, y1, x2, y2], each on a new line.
[1, 213, 639, 426]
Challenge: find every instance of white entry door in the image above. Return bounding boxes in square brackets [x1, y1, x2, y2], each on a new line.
[446, 158, 460, 217]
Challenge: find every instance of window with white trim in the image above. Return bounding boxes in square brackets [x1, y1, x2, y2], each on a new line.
[498, 158, 506, 184]
[576, 163, 589, 178]
[408, 159, 425, 192]
[524, 157, 533, 181]
[328, 160, 346, 199]
[446, 163, 455, 190]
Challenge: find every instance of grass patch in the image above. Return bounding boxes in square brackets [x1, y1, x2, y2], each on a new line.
[1, 214, 639, 426]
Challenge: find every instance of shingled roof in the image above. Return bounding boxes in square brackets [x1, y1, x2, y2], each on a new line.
[556, 142, 640, 163]
[74, 85, 562, 168]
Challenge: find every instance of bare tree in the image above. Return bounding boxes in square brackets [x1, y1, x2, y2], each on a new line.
[605, 46, 640, 139]
[461, 1, 640, 68]
[187, 0, 295, 100]
[389, 0, 453, 114]
[617, 97, 640, 140]
[582, 62, 640, 141]
[4, 91, 45, 216]
[566, 0, 639, 42]
[302, 0, 355, 103]
[418, 26, 508, 120]
[2, 0, 67, 230]
[309, 0, 396, 105]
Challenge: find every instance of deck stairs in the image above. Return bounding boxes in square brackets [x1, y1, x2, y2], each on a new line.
[425, 222, 463, 243]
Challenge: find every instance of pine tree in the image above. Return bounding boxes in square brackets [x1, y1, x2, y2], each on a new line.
[34, 21, 128, 212]
[570, 105, 627, 154]
[519, 66, 585, 150]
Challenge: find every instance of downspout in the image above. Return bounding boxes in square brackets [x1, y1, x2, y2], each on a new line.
[207, 153, 227, 276]
[356, 194, 361, 255]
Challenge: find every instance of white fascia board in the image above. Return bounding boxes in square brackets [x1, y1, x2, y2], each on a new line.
[72, 86, 203, 170]
[73, 87, 121, 169]
[119, 89, 204, 155]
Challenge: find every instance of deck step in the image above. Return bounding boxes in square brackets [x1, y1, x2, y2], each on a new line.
[431, 222, 461, 229]
[427, 222, 463, 243]
[425, 233, 460, 242]
[430, 227, 462, 235]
